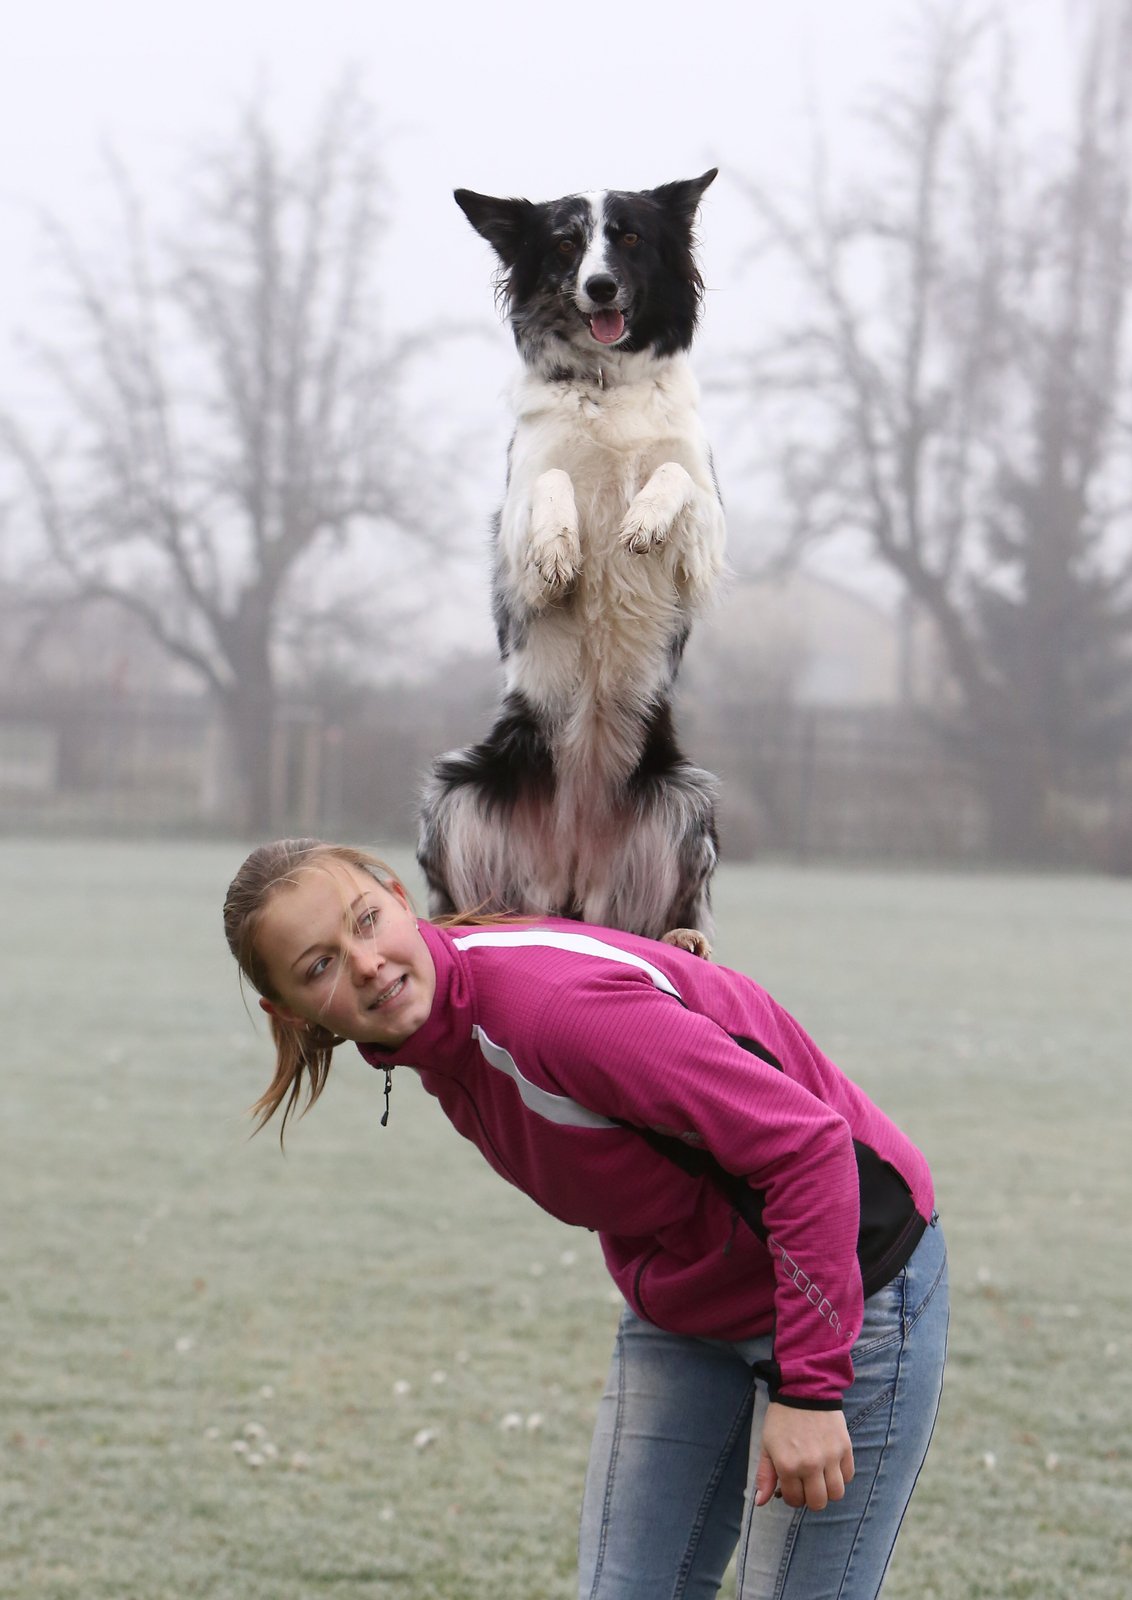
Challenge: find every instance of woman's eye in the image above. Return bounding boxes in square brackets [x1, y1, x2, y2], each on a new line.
[358, 908, 380, 930]
[308, 955, 332, 980]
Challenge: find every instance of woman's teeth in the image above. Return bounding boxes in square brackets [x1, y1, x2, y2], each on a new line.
[373, 976, 405, 1007]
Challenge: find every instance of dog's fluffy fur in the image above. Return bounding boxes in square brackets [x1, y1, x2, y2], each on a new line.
[419, 171, 725, 943]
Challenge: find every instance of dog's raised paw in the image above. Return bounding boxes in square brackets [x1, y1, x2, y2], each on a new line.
[618, 504, 671, 555]
[529, 534, 580, 599]
[619, 463, 695, 555]
[528, 468, 581, 599]
[661, 927, 712, 960]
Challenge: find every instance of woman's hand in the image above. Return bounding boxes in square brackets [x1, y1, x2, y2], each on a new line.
[754, 1401, 855, 1511]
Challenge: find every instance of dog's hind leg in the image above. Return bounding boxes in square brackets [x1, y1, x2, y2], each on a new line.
[418, 692, 563, 919]
[595, 699, 718, 945]
[417, 781, 462, 917]
[418, 777, 525, 919]
[659, 764, 719, 950]
[582, 757, 718, 947]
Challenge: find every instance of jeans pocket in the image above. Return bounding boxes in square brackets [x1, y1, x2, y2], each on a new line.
[853, 1268, 906, 1357]
[904, 1242, 948, 1334]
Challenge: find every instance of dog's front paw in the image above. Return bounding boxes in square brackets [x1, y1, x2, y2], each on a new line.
[619, 462, 696, 556]
[619, 501, 672, 555]
[661, 927, 712, 960]
[529, 533, 580, 598]
[527, 468, 581, 602]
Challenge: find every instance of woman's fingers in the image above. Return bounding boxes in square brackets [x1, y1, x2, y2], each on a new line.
[776, 1464, 845, 1511]
[753, 1447, 779, 1508]
[778, 1472, 810, 1509]
[757, 1404, 856, 1512]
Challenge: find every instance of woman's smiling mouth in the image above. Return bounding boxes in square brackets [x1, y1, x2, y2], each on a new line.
[369, 975, 406, 1010]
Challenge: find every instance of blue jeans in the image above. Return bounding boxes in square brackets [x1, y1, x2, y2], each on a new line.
[579, 1216, 948, 1600]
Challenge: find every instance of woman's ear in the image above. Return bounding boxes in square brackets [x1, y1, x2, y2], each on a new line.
[387, 879, 411, 910]
[259, 996, 307, 1029]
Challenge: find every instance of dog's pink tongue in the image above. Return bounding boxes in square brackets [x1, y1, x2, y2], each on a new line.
[590, 309, 625, 345]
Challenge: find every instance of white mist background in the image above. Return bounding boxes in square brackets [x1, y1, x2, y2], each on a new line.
[0, 0, 1079, 651]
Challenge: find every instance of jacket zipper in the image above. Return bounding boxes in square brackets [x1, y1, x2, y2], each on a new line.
[447, 1079, 525, 1189]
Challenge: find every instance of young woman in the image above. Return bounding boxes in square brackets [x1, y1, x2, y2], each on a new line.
[223, 838, 949, 1600]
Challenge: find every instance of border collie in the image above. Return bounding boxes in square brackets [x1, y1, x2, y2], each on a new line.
[419, 171, 724, 949]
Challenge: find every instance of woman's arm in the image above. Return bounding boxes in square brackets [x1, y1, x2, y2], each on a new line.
[536, 967, 865, 1405]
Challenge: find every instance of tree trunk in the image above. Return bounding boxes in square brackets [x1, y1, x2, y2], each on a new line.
[219, 669, 277, 835]
[969, 732, 1051, 863]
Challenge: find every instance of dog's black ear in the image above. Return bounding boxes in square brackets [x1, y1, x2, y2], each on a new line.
[648, 169, 718, 223]
[454, 189, 533, 267]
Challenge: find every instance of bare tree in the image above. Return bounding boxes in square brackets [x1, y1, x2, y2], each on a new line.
[2, 88, 448, 832]
[730, 2, 1132, 858]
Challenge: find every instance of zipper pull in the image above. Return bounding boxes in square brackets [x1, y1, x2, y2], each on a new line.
[380, 1067, 393, 1128]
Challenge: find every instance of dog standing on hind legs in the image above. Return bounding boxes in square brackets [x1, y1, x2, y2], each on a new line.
[419, 169, 725, 954]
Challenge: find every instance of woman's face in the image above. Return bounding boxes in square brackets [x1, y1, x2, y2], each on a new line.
[255, 860, 436, 1049]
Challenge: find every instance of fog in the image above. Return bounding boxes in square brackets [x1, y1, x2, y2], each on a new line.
[3, 0, 1128, 866]
[1, 0, 1076, 567]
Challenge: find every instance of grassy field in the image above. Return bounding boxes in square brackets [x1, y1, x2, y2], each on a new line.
[1, 838, 1129, 1599]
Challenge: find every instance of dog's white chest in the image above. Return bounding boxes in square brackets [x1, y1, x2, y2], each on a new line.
[496, 357, 724, 717]
[514, 364, 702, 476]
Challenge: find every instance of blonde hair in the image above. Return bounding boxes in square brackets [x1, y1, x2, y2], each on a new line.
[222, 838, 406, 1143]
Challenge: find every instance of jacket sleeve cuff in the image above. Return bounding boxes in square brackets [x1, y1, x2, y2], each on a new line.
[750, 1359, 845, 1411]
[769, 1393, 844, 1412]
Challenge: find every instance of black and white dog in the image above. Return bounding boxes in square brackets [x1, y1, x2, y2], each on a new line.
[419, 171, 725, 948]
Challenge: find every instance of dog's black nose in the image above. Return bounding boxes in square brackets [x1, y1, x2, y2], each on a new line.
[584, 274, 619, 304]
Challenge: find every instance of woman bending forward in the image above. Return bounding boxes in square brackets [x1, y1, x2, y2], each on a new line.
[224, 838, 948, 1600]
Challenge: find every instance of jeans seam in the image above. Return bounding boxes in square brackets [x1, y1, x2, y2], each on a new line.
[841, 1263, 949, 1599]
[586, 1319, 626, 1600]
[770, 1507, 808, 1600]
[846, 1382, 898, 1435]
[853, 1327, 903, 1357]
[904, 1251, 947, 1334]
[736, 1496, 806, 1600]
[855, 1244, 948, 1358]
[832, 1338, 903, 1600]
[835, 1239, 948, 1599]
[848, 1250, 945, 1436]
[671, 1391, 753, 1599]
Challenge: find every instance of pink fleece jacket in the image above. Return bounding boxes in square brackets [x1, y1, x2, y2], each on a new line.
[360, 919, 933, 1406]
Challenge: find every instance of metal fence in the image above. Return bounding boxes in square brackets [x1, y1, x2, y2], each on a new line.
[692, 702, 989, 864]
[2, 688, 1129, 871]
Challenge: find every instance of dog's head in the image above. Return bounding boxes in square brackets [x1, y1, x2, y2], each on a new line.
[454, 171, 717, 375]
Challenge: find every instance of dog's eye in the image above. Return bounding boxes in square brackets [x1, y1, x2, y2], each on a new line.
[556, 238, 577, 257]
[621, 232, 640, 247]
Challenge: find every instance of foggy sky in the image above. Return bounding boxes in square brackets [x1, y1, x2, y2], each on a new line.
[0, 1, 1077, 359]
[0, 0, 1079, 640]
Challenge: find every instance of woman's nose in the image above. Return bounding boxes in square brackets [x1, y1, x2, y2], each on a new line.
[348, 938, 381, 982]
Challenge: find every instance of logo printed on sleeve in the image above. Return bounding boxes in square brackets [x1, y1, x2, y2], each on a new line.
[767, 1235, 849, 1340]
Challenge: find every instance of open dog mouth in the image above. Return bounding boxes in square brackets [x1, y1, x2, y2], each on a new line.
[588, 308, 627, 345]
